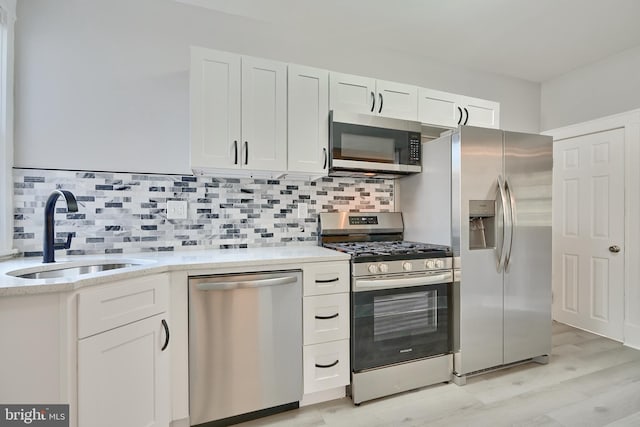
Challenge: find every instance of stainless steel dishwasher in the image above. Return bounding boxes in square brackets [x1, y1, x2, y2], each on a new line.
[188, 270, 303, 426]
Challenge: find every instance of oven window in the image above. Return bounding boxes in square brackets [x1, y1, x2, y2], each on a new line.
[373, 291, 437, 341]
[352, 283, 450, 372]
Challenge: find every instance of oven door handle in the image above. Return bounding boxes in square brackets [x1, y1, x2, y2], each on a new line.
[354, 271, 453, 292]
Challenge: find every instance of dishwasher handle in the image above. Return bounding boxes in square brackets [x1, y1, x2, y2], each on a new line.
[195, 275, 298, 291]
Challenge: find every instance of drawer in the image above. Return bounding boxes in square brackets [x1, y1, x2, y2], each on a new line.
[303, 340, 350, 394]
[303, 261, 349, 296]
[78, 274, 169, 339]
[303, 294, 349, 345]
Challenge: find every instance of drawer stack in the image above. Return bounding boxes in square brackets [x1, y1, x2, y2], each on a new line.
[302, 261, 350, 394]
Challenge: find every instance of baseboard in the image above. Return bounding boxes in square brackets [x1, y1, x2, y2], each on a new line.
[624, 323, 640, 349]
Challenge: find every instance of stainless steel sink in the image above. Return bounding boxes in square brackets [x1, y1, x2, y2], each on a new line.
[7, 261, 145, 280]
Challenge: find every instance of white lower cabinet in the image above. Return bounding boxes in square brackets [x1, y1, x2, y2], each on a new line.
[303, 340, 350, 394]
[77, 274, 171, 427]
[302, 261, 350, 398]
[303, 293, 349, 345]
[78, 314, 170, 427]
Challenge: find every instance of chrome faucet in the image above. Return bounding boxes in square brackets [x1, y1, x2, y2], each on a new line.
[43, 190, 78, 263]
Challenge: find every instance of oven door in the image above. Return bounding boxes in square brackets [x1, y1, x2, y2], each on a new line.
[352, 275, 451, 372]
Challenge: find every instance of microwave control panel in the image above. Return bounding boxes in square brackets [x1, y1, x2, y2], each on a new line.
[409, 132, 421, 164]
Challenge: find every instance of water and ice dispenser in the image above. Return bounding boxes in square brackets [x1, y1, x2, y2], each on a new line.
[469, 200, 495, 250]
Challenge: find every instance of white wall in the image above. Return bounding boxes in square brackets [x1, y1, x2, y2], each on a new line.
[14, 0, 541, 174]
[541, 45, 640, 131]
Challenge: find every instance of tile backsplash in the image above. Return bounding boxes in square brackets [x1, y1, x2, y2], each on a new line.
[12, 169, 395, 257]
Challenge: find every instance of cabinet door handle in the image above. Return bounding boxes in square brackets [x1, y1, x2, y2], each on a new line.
[323, 147, 328, 170]
[378, 93, 383, 114]
[457, 106, 463, 125]
[315, 313, 339, 320]
[233, 140, 238, 165]
[243, 141, 249, 165]
[161, 319, 170, 351]
[370, 91, 375, 112]
[315, 277, 339, 283]
[463, 107, 469, 125]
[315, 360, 339, 369]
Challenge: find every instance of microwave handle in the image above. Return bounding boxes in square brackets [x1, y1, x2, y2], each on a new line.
[323, 147, 328, 170]
[370, 91, 375, 112]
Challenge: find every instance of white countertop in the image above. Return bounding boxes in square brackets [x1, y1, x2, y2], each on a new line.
[0, 246, 350, 296]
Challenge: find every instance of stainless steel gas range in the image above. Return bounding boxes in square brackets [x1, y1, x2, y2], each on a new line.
[319, 212, 454, 404]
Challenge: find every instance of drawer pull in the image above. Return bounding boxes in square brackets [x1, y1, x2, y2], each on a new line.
[315, 277, 340, 284]
[161, 319, 170, 351]
[315, 313, 339, 320]
[315, 360, 339, 369]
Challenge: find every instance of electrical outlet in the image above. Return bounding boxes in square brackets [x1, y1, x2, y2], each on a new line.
[297, 202, 308, 219]
[167, 200, 188, 220]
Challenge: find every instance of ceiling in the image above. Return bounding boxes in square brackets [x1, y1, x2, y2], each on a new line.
[178, 0, 640, 83]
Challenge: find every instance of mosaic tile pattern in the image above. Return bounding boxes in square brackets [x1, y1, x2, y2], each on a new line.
[12, 169, 395, 257]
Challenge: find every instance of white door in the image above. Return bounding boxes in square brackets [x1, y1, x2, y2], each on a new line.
[329, 72, 376, 115]
[78, 314, 170, 427]
[552, 128, 625, 340]
[241, 56, 288, 172]
[190, 47, 242, 170]
[287, 64, 329, 175]
[375, 79, 418, 120]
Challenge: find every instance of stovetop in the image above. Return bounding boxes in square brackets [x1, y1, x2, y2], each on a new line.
[323, 240, 452, 262]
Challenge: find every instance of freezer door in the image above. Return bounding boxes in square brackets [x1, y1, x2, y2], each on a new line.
[455, 126, 505, 375]
[503, 131, 553, 364]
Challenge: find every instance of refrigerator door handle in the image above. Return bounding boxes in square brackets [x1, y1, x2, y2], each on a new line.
[504, 177, 516, 270]
[496, 175, 510, 272]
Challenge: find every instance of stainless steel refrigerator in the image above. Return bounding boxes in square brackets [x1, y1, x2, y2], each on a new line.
[399, 125, 552, 383]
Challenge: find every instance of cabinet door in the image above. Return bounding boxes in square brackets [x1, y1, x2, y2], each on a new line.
[418, 87, 461, 128]
[461, 95, 500, 129]
[288, 64, 329, 175]
[329, 72, 376, 115]
[78, 314, 170, 427]
[376, 79, 418, 120]
[303, 340, 350, 394]
[241, 56, 287, 172]
[190, 47, 242, 171]
[303, 261, 350, 296]
[303, 293, 349, 345]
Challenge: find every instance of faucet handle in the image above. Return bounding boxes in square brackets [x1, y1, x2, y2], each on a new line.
[53, 233, 74, 251]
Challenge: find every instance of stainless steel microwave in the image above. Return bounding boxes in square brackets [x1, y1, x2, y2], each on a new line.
[328, 111, 422, 178]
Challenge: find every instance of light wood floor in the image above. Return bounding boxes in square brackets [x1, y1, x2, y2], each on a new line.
[238, 322, 640, 427]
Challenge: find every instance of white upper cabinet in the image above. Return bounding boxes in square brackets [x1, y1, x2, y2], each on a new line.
[330, 72, 418, 120]
[419, 87, 500, 129]
[462, 95, 500, 128]
[375, 79, 419, 121]
[190, 48, 241, 170]
[190, 47, 287, 175]
[287, 64, 329, 176]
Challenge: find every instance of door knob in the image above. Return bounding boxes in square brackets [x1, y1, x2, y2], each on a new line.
[609, 245, 621, 253]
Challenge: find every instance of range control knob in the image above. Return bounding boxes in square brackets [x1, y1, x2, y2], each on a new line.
[435, 259, 445, 268]
[368, 264, 378, 274]
[379, 263, 389, 273]
[402, 261, 413, 271]
[426, 260, 435, 269]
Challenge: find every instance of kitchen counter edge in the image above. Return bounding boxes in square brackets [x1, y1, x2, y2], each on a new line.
[0, 246, 350, 297]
